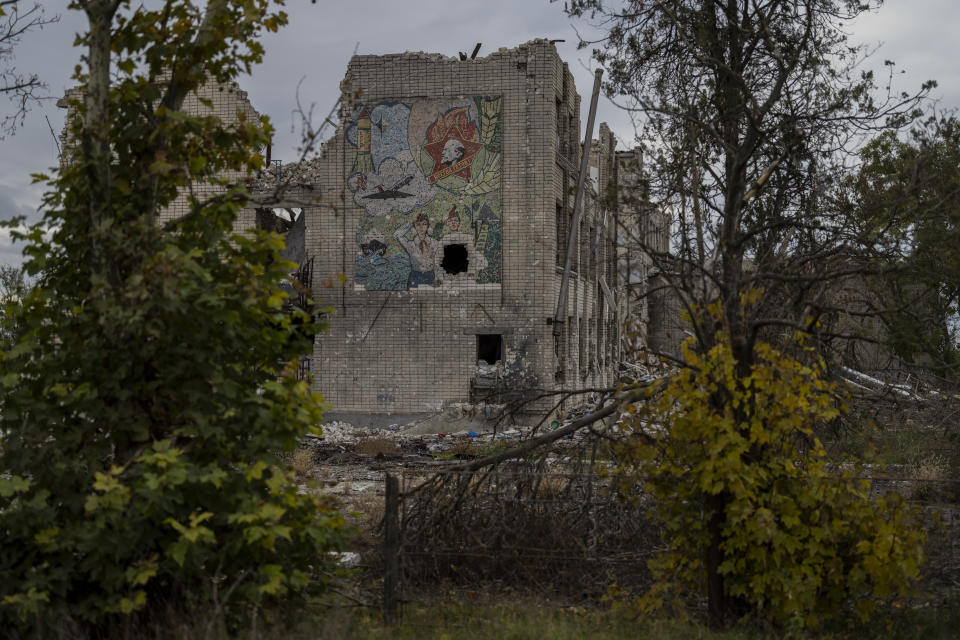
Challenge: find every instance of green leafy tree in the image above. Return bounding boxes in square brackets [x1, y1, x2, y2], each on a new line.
[0, 263, 26, 344]
[852, 119, 960, 377]
[0, 1, 347, 635]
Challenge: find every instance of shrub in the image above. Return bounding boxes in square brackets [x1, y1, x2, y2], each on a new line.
[613, 336, 926, 628]
[0, 1, 348, 635]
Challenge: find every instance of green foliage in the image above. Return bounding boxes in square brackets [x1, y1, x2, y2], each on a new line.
[0, 1, 348, 635]
[614, 330, 925, 628]
[0, 263, 26, 345]
[853, 119, 960, 376]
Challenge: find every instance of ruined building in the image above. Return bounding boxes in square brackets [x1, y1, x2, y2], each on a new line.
[58, 81, 259, 227]
[615, 148, 677, 360]
[284, 41, 626, 423]
[61, 41, 662, 423]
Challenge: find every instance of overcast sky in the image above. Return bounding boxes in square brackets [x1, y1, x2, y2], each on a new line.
[1, 0, 956, 266]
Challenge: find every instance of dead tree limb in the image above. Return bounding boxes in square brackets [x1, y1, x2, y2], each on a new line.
[446, 386, 654, 475]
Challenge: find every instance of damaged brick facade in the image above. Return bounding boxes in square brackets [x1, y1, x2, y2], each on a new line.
[296, 41, 624, 422]
[616, 147, 678, 359]
[59, 41, 652, 423]
[58, 80, 263, 237]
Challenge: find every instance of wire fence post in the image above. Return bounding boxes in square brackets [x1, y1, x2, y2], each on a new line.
[383, 472, 400, 626]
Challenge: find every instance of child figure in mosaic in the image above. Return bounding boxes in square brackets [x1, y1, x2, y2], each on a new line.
[394, 212, 439, 288]
[437, 205, 487, 282]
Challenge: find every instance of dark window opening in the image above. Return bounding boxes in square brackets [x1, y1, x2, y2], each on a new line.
[256, 207, 301, 234]
[441, 244, 469, 275]
[556, 203, 565, 267]
[477, 334, 502, 365]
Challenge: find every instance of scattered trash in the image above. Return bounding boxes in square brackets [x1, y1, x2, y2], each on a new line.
[387, 424, 399, 431]
[467, 430, 479, 438]
[330, 551, 361, 568]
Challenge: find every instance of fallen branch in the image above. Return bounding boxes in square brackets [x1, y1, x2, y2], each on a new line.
[445, 385, 654, 475]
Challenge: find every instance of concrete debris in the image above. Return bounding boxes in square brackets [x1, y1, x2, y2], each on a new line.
[251, 154, 329, 191]
[311, 402, 605, 453]
[840, 366, 928, 400]
[476, 360, 499, 377]
[297, 401, 611, 505]
[329, 551, 362, 568]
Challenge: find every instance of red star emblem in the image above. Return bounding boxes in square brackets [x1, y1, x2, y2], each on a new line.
[422, 107, 483, 183]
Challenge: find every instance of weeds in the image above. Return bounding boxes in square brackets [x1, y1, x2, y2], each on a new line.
[353, 437, 403, 457]
[291, 447, 315, 478]
[908, 454, 950, 501]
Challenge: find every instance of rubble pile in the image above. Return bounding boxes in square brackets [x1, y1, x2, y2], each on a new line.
[297, 399, 615, 513]
[307, 419, 527, 459]
[252, 155, 328, 192]
[307, 395, 608, 461]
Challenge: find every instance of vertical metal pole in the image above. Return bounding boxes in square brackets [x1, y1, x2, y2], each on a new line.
[553, 68, 603, 337]
[383, 473, 400, 626]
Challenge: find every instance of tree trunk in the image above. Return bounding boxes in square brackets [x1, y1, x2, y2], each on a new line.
[80, 0, 120, 283]
[705, 491, 729, 627]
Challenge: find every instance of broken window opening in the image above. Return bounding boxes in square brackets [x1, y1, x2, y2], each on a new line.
[578, 317, 585, 381]
[555, 202, 566, 267]
[476, 334, 503, 366]
[256, 207, 302, 234]
[441, 244, 469, 275]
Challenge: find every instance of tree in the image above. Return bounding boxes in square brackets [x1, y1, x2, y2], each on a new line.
[0, 1, 57, 137]
[567, 0, 933, 364]
[0, 1, 347, 635]
[613, 319, 924, 628]
[0, 262, 25, 344]
[851, 118, 960, 378]
[564, 0, 931, 626]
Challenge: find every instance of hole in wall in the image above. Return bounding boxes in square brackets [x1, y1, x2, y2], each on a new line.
[256, 207, 301, 234]
[441, 244, 469, 275]
[477, 334, 502, 365]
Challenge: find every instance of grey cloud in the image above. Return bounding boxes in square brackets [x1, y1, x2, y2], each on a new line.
[0, 241, 25, 268]
[0, 0, 954, 254]
[0, 179, 46, 266]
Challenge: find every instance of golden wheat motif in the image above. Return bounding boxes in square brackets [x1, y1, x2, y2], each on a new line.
[462, 154, 501, 196]
[480, 97, 501, 147]
[465, 100, 501, 196]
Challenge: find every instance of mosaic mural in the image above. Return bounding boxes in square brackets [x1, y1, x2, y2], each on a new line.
[347, 97, 502, 290]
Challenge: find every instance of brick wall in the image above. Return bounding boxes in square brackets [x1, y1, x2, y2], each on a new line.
[159, 81, 262, 234]
[58, 43, 627, 421]
[304, 41, 619, 419]
[58, 79, 264, 236]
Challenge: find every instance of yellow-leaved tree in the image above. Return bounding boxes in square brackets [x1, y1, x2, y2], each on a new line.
[614, 310, 924, 628]
[562, 0, 935, 628]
